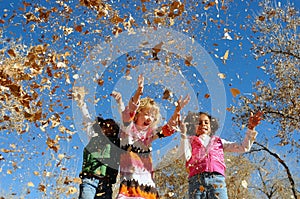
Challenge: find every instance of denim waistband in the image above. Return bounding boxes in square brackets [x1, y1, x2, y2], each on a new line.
[190, 172, 223, 180]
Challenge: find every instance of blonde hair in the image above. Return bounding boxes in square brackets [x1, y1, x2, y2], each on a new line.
[134, 97, 161, 128]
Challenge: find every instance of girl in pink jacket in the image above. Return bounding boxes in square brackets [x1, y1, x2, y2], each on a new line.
[180, 111, 263, 199]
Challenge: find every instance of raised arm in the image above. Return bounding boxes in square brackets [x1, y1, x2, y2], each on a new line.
[111, 91, 125, 114]
[131, 74, 144, 105]
[73, 86, 94, 139]
[121, 74, 144, 123]
[223, 111, 263, 153]
[178, 118, 192, 161]
[161, 94, 191, 137]
[168, 94, 191, 129]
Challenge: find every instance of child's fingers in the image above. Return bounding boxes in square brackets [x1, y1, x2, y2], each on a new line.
[183, 94, 191, 105]
[256, 111, 264, 118]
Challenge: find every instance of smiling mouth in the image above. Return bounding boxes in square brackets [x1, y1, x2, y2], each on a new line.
[199, 127, 208, 132]
[144, 122, 150, 126]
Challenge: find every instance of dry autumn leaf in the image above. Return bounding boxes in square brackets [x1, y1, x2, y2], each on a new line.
[204, 2, 216, 10]
[222, 50, 229, 64]
[218, 73, 226, 79]
[204, 93, 210, 98]
[163, 89, 172, 100]
[199, 185, 205, 192]
[185, 55, 193, 66]
[27, 182, 34, 187]
[241, 180, 248, 188]
[38, 184, 46, 192]
[230, 88, 241, 97]
[7, 49, 16, 57]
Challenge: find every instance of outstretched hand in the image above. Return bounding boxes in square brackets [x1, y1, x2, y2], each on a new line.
[111, 91, 123, 105]
[248, 111, 263, 130]
[176, 94, 191, 112]
[168, 94, 190, 128]
[179, 116, 187, 135]
[137, 74, 144, 93]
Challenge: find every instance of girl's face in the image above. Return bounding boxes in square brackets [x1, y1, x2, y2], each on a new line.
[135, 108, 156, 130]
[195, 114, 211, 136]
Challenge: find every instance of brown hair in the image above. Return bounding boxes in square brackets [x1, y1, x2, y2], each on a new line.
[184, 111, 219, 135]
[93, 117, 120, 138]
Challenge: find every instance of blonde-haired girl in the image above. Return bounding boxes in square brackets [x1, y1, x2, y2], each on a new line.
[114, 74, 190, 199]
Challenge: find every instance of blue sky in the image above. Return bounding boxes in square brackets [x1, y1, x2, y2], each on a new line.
[0, 0, 299, 198]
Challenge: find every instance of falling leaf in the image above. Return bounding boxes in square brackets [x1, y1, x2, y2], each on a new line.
[218, 73, 226, 79]
[258, 15, 265, 21]
[204, 2, 216, 10]
[223, 32, 233, 40]
[163, 89, 172, 100]
[241, 180, 248, 188]
[7, 49, 16, 57]
[168, 192, 175, 197]
[46, 137, 60, 152]
[58, 154, 65, 160]
[185, 56, 193, 66]
[97, 79, 104, 86]
[204, 93, 210, 98]
[199, 185, 205, 192]
[33, 171, 40, 176]
[75, 25, 83, 32]
[73, 74, 79, 79]
[66, 186, 77, 195]
[230, 88, 240, 97]
[226, 107, 233, 112]
[28, 182, 35, 187]
[255, 80, 263, 87]
[73, 177, 82, 184]
[38, 184, 46, 192]
[152, 42, 164, 59]
[222, 50, 229, 64]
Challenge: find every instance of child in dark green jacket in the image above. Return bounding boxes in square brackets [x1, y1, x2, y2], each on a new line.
[79, 117, 120, 199]
[78, 91, 124, 199]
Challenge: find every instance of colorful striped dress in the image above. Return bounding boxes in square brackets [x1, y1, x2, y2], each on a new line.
[116, 105, 175, 198]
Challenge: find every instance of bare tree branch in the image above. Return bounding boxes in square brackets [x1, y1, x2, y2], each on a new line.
[252, 142, 298, 199]
[269, 48, 300, 60]
[264, 111, 299, 121]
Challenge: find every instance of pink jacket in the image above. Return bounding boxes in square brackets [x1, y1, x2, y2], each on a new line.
[186, 136, 226, 177]
[184, 129, 257, 178]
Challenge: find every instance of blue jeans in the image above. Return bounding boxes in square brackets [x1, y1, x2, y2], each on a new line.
[79, 177, 113, 199]
[188, 172, 228, 199]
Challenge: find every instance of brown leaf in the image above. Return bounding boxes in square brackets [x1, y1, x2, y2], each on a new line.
[110, 13, 124, 24]
[185, 56, 193, 66]
[204, 2, 216, 10]
[75, 25, 83, 32]
[199, 185, 205, 192]
[38, 184, 46, 192]
[163, 89, 171, 100]
[73, 177, 82, 184]
[255, 80, 262, 87]
[98, 79, 104, 86]
[258, 16, 265, 21]
[226, 107, 233, 112]
[230, 88, 241, 98]
[142, 4, 147, 12]
[7, 49, 16, 57]
[46, 137, 60, 152]
[24, 109, 42, 122]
